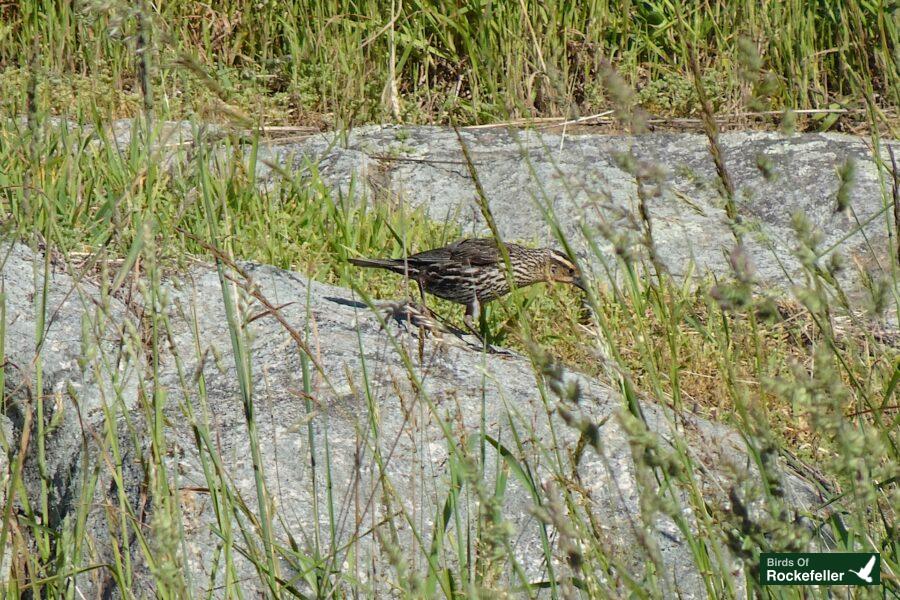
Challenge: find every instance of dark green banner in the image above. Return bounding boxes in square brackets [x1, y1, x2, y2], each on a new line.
[760, 553, 880, 586]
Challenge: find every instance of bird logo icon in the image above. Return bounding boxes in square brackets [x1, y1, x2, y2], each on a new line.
[848, 555, 877, 583]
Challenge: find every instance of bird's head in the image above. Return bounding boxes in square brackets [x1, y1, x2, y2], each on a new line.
[545, 249, 587, 292]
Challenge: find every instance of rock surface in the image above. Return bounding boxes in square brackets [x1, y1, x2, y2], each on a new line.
[258, 127, 896, 292]
[2, 123, 893, 597]
[50, 118, 898, 290]
[2, 242, 825, 597]
[0, 243, 147, 595]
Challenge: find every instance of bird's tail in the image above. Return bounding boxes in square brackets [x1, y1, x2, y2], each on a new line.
[349, 257, 421, 278]
[348, 257, 402, 270]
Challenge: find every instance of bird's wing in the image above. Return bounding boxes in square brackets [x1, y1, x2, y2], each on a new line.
[408, 238, 502, 266]
[450, 238, 503, 266]
[404, 245, 457, 264]
[860, 556, 876, 576]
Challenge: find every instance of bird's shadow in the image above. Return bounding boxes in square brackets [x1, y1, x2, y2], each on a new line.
[325, 296, 367, 310]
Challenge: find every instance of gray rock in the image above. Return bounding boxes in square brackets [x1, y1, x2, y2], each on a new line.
[0, 243, 148, 597]
[83, 119, 895, 296]
[258, 127, 896, 293]
[0, 414, 12, 582]
[156, 258, 822, 597]
[1, 241, 826, 597]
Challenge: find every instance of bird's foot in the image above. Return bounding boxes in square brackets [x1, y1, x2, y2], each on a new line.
[460, 321, 512, 355]
[464, 338, 514, 356]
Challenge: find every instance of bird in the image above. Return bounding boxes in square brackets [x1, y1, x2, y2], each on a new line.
[349, 238, 586, 345]
[849, 555, 876, 583]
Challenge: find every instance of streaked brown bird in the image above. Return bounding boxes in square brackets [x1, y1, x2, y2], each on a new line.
[349, 238, 586, 342]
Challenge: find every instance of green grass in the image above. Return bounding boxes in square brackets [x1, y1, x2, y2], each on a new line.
[0, 0, 897, 129]
[0, 0, 898, 597]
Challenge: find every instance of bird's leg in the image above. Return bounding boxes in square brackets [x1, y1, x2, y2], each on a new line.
[464, 298, 491, 350]
[463, 300, 511, 355]
[416, 279, 428, 310]
[412, 279, 435, 319]
[410, 278, 441, 324]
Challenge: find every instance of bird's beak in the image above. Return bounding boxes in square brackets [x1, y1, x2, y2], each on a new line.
[572, 276, 588, 293]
